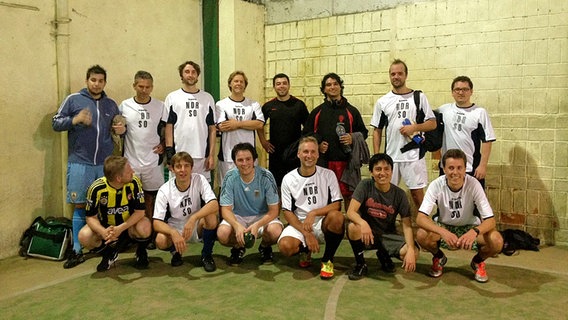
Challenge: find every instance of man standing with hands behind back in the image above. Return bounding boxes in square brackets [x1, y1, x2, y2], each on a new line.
[53, 65, 124, 269]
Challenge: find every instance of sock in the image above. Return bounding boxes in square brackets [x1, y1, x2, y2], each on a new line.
[135, 237, 151, 254]
[322, 230, 343, 263]
[472, 253, 484, 264]
[72, 207, 86, 253]
[298, 244, 309, 254]
[349, 239, 366, 266]
[434, 248, 445, 259]
[201, 228, 216, 257]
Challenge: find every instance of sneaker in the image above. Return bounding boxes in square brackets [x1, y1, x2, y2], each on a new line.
[320, 261, 334, 279]
[348, 264, 368, 281]
[201, 255, 217, 272]
[259, 245, 273, 265]
[471, 260, 488, 283]
[63, 251, 85, 269]
[229, 247, 246, 266]
[299, 252, 312, 268]
[429, 254, 448, 278]
[134, 248, 149, 269]
[377, 250, 396, 273]
[96, 249, 118, 272]
[171, 252, 183, 267]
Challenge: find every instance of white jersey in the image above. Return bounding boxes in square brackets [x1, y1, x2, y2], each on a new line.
[438, 103, 496, 172]
[371, 91, 435, 162]
[215, 97, 264, 163]
[281, 166, 343, 222]
[153, 173, 217, 233]
[164, 89, 216, 159]
[419, 175, 494, 226]
[119, 97, 166, 169]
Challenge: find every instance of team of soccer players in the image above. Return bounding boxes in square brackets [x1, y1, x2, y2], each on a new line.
[53, 59, 502, 283]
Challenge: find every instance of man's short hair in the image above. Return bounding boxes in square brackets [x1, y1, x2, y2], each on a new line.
[298, 135, 318, 149]
[134, 70, 153, 83]
[368, 153, 394, 172]
[451, 76, 474, 90]
[272, 73, 290, 86]
[228, 71, 248, 91]
[103, 155, 128, 181]
[178, 61, 201, 77]
[231, 142, 258, 162]
[442, 149, 467, 168]
[86, 65, 107, 81]
[171, 151, 194, 168]
[320, 72, 344, 96]
[390, 59, 408, 76]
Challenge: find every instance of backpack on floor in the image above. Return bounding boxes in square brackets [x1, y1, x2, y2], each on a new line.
[500, 229, 540, 256]
[19, 216, 73, 261]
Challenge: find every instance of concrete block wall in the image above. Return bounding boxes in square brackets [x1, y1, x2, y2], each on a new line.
[264, 0, 568, 245]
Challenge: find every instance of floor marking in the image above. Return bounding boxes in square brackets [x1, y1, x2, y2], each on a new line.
[324, 275, 348, 320]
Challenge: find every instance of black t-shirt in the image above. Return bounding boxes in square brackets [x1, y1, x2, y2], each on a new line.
[262, 96, 309, 156]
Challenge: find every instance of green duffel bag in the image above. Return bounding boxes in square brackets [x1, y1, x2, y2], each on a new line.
[19, 216, 72, 261]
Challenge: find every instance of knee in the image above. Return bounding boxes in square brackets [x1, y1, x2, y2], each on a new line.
[155, 233, 170, 250]
[216, 226, 231, 245]
[203, 214, 218, 230]
[487, 230, 504, 254]
[278, 239, 297, 257]
[326, 211, 345, 234]
[346, 223, 360, 240]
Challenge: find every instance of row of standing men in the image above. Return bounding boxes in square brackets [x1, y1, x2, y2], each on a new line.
[52, 59, 502, 282]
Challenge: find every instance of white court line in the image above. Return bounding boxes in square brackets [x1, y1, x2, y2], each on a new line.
[324, 275, 348, 320]
[0, 269, 93, 301]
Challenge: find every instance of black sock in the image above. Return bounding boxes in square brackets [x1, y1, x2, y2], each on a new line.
[434, 248, 445, 259]
[349, 239, 366, 266]
[135, 237, 151, 255]
[201, 228, 216, 257]
[322, 230, 343, 263]
[298, 244, 309, 254]
[472, 253, 484, 264]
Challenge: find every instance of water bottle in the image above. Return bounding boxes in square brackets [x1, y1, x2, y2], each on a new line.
[336, 123, 352, 154]
[402, 118, 424, 144]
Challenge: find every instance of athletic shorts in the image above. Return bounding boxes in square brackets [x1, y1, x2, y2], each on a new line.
[217, 159, 258, 186]
[391, 159, 428, 189]
[168, 220, 202, 243]
[328, 160, 352, 197]
[277, 218, 324, 246]
[437, 222, 478, 251]
[364, 233, 407, 259]
[191, 158, 212, 183]
[67, 162, 104, 204]
[133, 164, 164, 192]
[220, 215, 283, 237]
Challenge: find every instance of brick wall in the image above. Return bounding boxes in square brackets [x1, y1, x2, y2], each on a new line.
[264, 0, 568, 245]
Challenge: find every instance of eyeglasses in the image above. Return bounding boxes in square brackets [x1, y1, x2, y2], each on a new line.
[453, 88, 471, 93]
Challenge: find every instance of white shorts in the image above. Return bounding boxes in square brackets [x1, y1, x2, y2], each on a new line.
[191, 158, 212, 182]
[217, 159, 258, 185]
[391, 159, 428, 189]
[278, 218, 324, 246]
[220, 215, 283, 237]
[169, 220, 201, 243]
[168, 158, 212, 183]
[217, 161, 236, 185]
[133, 164, 165, 192]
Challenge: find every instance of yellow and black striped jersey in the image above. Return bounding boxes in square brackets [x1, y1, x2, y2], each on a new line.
[85, 176, 145, 227]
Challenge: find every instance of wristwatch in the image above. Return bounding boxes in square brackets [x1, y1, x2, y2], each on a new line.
[472, 227, 480, 235]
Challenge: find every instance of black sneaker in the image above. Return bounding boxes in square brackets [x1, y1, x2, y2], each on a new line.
[259, 245, 273, 265]
[171, 252, 183, 267]
[348, 264, 368, 281]
[96, 249, 118, 272]
[134, 248, 149, 269]
[377, 251, 395, 273]
[201, 255, 216, 272]
[63, 251, 85, 269]
[229, 247, 246, 266]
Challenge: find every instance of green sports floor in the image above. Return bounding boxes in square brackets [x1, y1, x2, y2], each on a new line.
[1, 241, 566, 320]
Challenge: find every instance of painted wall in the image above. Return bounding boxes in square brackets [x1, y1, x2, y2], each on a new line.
[264, 0, 568, 245]
[0, 0, 204, 259]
